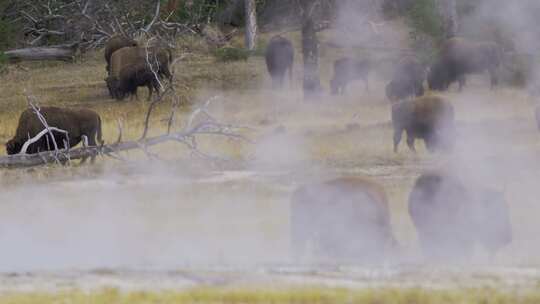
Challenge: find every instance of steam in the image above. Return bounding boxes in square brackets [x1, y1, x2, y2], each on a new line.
[1, 0, 540, 278]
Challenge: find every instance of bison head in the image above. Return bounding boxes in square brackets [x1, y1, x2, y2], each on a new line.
[427, 61, 450, 91]
[5, 139, 22, 155]
[105, 76, 123, 100]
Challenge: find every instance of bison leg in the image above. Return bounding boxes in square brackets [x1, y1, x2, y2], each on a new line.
[364, 77, 369, 92]
[489, 69, 499, 89]
[406, 132, 416, 152]
[289, 67, 293, 89]
[393, 129, 403, 153]
[147, 83, 153, 101]
[458, 75, 466, 91]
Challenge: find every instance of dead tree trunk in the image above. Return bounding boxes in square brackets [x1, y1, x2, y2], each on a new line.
[301, 5, 322, 99]
[244, 0, 258, 50]
[4, 43, 79, 62]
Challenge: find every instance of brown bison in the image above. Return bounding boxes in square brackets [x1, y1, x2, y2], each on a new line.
[428, 37, 502, 91]
[106, 46, 172, 100]
[391, 95, 455, 153]
[6, 107, 103, 162]
[385, 56, 425, 102]
[330, 57, 371, 95]
[117, 62, 161, 101]
[536, 105, 540, 131]
[290, 177, 396, 263]
[265, 35, 294, 89]
[409, 171, 512, 260]
[104, 35, 138, 73]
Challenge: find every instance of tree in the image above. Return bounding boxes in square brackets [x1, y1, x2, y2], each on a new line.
[438, 0, 458, 38]
[299, 0, 322, 99]
[244, 0, 258, 50]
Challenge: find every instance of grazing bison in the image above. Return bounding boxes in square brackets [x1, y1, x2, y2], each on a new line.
[104, 35, 138, 73]
[6, 107, 103, 163]
[391, 95, 455, 153]
[330, 57, 371, 95]
[536, 105, 540, 131]
[386, 57, 425, 102]
[291, 177, 396, 263]
[265, 35, 294, 89]
[428, 37, 502, 91]
[106, 46, 172, 100]
[409, 171, 512, 259]
[117, 62, 161, 101]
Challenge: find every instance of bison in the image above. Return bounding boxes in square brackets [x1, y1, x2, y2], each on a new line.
[117, 62, 161, 101]
[106, 46, 172, 100]
[408, 171, 512, 260]
[290, 177, 397, 264]
[330, 57, 371, 95]
[385, 56, 425, 102]
[391, 95, 455, 153]
[536, 105, 540, 131]
[6, 107, 103, 163]
[104, 35, 138, 73]
[428, 37, 502, 91]
[265, 35, 294, 89]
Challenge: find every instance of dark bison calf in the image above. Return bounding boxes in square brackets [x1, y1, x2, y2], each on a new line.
[291, 177, 396, 264]
[104, 35, 138, 73]
[391, 95, 455, 153]
[409, 171, 512, 260]
[6, 107, 103, 163]
[428, 37, 502, 91]
[117, 63, 161, 101]
[265, 35, 294, 89]
[330, 57, 371, 95]
[386, 57, 425, 102]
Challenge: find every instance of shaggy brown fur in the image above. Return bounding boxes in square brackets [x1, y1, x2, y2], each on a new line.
[117, 62, 161, 101]
[106, 46, 172, 99]
[104, 35, 138, 73]
[6, 107, 103, 162]
[290, 177, 397, 263]
[385, 56, 425, 102]
[391, 95, 455, 153]
[428, 37, 502, 91]
[265, 35, 294, 89]
[330, 57, 371, 95]
[408, 171, 512, 260]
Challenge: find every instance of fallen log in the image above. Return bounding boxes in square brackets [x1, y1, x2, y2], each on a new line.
[0, 121, 249, 169]
[4, 43, 79, 62]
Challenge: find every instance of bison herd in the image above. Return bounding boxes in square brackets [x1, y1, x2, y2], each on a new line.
[5, 32, 540, 264]
[291, 172, 513, 263]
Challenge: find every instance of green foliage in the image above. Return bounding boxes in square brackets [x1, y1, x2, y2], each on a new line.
[0, 19, 16, 51]
[406, 0, 444, 64]
[212, 47, 251, 62]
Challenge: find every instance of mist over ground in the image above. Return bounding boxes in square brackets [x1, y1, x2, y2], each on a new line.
[0, 0, 540, 295]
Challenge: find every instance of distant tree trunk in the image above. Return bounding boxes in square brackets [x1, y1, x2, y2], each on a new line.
[438, 0, 458, 38]
[244, 0, 258, 50]
[164, 0, 179, 15]
[300, 0, 321, 99]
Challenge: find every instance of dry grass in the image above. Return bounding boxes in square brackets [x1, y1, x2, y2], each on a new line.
[2, 287, 540, 304]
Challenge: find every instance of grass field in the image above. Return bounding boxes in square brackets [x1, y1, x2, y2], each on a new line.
[0, 32, 540, 300]
[2, 287, 540, 304]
